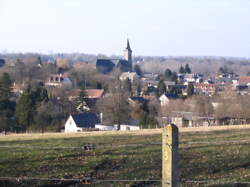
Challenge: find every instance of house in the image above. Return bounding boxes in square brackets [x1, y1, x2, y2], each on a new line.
[84, 89, 105, 99]
[239, 76, 250, 85]
[65, 113, 100, 133]
[159, 93, 178, 106]
[96, 40, 133, 74]
[193, 83, 216, 95]
[171, 111, 216, 127]
[45, 73, 72, 88]
[68, 89, 105, 100]
[120, 72, 139, 82]
[12, 82, 25, 95]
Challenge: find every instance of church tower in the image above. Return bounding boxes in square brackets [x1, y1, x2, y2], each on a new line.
[123, 39, 133, 71]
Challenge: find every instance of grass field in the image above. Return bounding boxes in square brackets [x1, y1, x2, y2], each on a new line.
[1, 125, 250, 187]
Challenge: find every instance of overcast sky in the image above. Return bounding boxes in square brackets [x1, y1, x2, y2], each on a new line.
[0, 0, 249, 57]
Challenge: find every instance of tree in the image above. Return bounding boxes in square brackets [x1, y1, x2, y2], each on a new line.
[179, 66, 185, 74]
[156, 79, 166, 97]
[15, 90, 34, 130]
[0, 73, 15, 132]
[15, 85, 49, 131]
[134, 64, 142, 76]
[0, 73, 12, 100]
[123, 78, 132, 94]
[171, 72, 178, 83]
[97, 77, 130, 130]
[164, 69, 172, 80]
[185, 64, 191, 74]
[33, 102, 52, 133]
[187, 83, 194, 96]
[194, 96, 214, 126]
[76, 88, 90, 112]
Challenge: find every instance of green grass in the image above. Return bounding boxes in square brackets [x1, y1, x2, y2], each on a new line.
[1, 129, 250, 186]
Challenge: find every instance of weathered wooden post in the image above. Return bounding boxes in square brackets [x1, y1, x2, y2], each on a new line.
[162, 124, 179, 187]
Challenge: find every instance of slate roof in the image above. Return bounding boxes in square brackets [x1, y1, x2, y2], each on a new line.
[96, 58, 131, 74]
[164, 93, 178, 99]
[96, 59, 115, 74]
[71, 113, 100, 128]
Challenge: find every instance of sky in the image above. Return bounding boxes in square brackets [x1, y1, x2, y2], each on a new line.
[0, 0, 250, 57]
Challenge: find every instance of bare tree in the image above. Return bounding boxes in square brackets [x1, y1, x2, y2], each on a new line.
[97, 73, 130, 130]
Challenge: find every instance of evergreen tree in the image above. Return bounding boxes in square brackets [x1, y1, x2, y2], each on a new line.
[0, 73, 12, 101]
[185, 64, 191, 74]
[164, 69, 172, 80]
[171, 72, 178, 83]
[15, 90, 34, 130]
[156, 79, 166, 97]
[77, 89, 90, 112]
[179, 66, 185, 74]
[15, 86, 49, 131]
[0, 73, 15, 132]
[187, 83, 194, 96]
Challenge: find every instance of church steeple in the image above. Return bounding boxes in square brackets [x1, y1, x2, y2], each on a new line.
[126, 39, 132, 52]
[123, 39, 133, 71]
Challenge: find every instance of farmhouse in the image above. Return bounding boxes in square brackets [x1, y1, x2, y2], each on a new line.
[65, 113, 100, 133]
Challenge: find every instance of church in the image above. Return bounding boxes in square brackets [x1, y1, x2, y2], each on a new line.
[96, 40, 133, 74]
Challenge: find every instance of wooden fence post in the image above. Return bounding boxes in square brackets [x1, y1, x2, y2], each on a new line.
[162, 124, 179, 187]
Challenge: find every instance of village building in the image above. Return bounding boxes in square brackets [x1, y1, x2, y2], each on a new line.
[193, 83, 216, 95]
[96, 40, 133, 74]
[45, 73, 72, 88]
[120, 72, 139, 82]
[159, 93, 178, 106]
[65, 113, 100, 133]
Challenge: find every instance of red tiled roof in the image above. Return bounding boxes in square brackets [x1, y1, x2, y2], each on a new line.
[194, 83, 216, 88]
[84, 89, 105, 98]
[239, 76, 250, 83]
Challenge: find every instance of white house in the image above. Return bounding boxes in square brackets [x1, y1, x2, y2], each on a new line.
[65, 113, 99, 133]
[159, 93, 178, 106]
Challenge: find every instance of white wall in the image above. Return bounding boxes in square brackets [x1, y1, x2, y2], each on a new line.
[65, 116, 83, 133]
[95, 124, 114, 131]
[119, 125, 140, 131]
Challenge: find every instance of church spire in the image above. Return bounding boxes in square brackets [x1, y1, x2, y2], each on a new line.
[126, 39, 132, 52]
[123, 39, 133, 71]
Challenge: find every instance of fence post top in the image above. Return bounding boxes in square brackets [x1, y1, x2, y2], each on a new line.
[164, 124, 178, 132]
